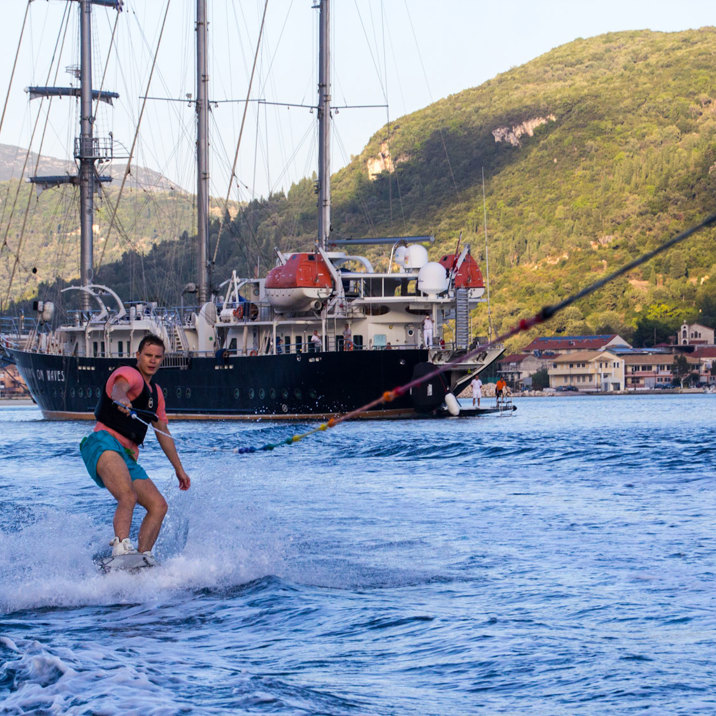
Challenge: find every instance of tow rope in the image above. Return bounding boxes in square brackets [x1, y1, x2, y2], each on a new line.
[126, 212, 716, 453]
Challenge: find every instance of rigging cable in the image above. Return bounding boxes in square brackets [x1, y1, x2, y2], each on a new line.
[97, 0, 171, 271]
[0, 0, 31, 139]
[2, 2, 73, 310]
[212, 0, 270, 267]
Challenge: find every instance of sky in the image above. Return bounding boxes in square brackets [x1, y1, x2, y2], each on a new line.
[0, 0, 713, 203]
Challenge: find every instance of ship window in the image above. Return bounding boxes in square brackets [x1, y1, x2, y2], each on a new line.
[258, 388, 266, 400]
[176, 387, 182, 399]
[249, 388, 255, 399]
[282, 388, 289, 399]
[309, 389, 317, 400]
[117, 341, 123, 356]
[229, 338, 237, 351]
[186, 388, 191, 399]
[93, 342, 99, 357]
[95, 387, 101, 398]
[234, 388, 240, 399]
[70, 387, 75, 398]
[353, 335, 364, 350]
[284, 336, 291, 353]
[269, 388, 276, 399]
[294, 387, 302, 399]
[373, 334, 387, 349]
[78, 387, 84, 398]
[296, 336, 303, 353]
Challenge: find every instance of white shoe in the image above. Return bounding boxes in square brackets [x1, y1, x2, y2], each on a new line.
[141, 551, 158, 567]
[110, 536, 137, 556]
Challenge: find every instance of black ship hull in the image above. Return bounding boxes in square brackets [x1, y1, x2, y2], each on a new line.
[9, 348, 448, 420]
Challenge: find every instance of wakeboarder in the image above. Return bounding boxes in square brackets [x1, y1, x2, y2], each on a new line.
[80, 335, 190, 565]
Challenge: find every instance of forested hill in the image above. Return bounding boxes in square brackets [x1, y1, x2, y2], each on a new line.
[7, 28, 716, 348]
[327, 27, 716, 347]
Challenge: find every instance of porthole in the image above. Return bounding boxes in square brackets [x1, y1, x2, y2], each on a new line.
[294, 388, 302, 399]
[309, 389, 317, 400]
[176, 387, 182, 399]
[248, 388, 255, 399]
[70, 387, 75, 398]
[281, 388, 289, 399]
[258, 388, 266, 400]
[162, 387, 167, 398]
[269, 388, 276, 399]
[95, 387, 101, 398]
[233, 388, 240, 399]
[186, 388, 192, 399]
[78, 387, 84, 398]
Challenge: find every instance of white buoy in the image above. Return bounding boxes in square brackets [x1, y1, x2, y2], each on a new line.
[445, 392, 460, 416]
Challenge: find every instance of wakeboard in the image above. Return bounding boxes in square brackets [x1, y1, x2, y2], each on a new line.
[96, 552, 157, 574]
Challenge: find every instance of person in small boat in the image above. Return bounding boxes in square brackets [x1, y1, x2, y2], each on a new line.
[80, 334, 190, 563]
[495, 378, 507, 405]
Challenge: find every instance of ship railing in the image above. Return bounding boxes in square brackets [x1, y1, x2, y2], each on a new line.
[0, 315, 36, 339]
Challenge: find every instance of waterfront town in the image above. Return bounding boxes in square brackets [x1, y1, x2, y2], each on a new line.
[496, 321, 716, 393]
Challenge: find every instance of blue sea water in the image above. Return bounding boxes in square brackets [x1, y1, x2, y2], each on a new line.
[0, 394, 714, 714]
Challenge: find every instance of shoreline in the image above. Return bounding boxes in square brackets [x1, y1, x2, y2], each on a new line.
[509, 387, 714, 398]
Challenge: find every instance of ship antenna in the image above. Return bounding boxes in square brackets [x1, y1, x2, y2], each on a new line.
[481, 166, 493, 341]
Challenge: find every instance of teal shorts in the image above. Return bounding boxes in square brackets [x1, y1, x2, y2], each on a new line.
[80, 430, 149, 488]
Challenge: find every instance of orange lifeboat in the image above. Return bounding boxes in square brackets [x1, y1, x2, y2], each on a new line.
[265, 252, 334, 312]
[439, 253, 485, 297]
[439, 254, 485, 298]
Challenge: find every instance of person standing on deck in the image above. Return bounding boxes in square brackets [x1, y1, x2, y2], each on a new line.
[471, 376, 483, 407]
[80, 335, 190, 563]
[310, 330, 322, 353]
[423, 315, 434, 348]
[342, 324, 353, 351]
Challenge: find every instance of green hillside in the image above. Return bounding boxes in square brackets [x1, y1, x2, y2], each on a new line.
[4, 29, 716, 348]
[0, 179, 234, 310]
[328, 28, 716, 348]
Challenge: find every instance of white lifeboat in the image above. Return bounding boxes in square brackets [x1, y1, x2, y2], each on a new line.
[265, 252, 334, 312]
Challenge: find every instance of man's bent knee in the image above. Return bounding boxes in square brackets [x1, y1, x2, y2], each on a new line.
[153, 496, 168, 518]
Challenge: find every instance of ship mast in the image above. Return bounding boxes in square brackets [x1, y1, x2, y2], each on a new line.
[78, 0, 95, 307]
[317, 0, 331, 249]
[196, 0, 211, 303]
[28, 0, 119, 310]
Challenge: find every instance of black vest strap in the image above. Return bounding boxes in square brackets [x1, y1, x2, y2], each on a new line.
[94, 369, 160, 445]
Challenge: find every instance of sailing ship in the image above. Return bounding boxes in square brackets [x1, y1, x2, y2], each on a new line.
[4, 0, 503, 420]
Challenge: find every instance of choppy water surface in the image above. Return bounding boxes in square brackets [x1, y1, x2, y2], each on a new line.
[1, 394, 714, 714]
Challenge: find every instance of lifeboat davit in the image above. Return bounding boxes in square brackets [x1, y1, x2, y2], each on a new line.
[265, 252, 334, 312]
[439, 253, 485, 298]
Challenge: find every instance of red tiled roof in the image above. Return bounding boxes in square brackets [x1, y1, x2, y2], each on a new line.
[499, 353, 530, 364]
[523, 334, 628, 352]
[692, 346, 716, 358]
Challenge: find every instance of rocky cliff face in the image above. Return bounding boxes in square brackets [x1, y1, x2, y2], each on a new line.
[491, 115, 556, 146]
